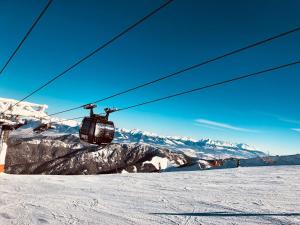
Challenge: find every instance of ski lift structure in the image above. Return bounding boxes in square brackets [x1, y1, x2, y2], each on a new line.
[33, 122, 55, 133]
[32, 115, 58, 134]
[79, 104, 117, 146]
[0, 114, 26, 173]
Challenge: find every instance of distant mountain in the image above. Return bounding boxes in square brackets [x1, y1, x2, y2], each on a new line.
[114, 128, 266, 159]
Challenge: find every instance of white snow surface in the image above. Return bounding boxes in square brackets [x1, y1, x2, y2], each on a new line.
[1, 166, 299, 225]
[0, 97, 48, 119]
[142, 156, 169, 170]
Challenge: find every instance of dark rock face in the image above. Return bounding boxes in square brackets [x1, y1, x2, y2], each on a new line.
[5, 134, 192, 175]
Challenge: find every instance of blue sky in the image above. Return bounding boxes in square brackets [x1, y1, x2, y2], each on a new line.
[0, 0, 299, 155]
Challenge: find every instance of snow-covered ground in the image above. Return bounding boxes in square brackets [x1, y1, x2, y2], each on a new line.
[1, 166, 299, 225]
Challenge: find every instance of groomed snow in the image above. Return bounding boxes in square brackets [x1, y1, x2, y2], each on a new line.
[0, 166, 299, 225]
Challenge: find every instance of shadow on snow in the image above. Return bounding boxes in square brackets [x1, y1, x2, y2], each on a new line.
[150, 211, 300, 217]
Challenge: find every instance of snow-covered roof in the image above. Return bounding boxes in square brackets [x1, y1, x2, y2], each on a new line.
[0, 97, 48, 119]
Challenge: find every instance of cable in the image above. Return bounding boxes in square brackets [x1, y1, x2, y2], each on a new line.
[48, 25, 300, 116]
[43, 114, 104, 124]
[51, 60, 299, 123]
[56, 116, 84, 123]
[0, 0, 53, 74]
[3, 0, 174, 114]
[24, 61, 300, 137]
[115, 60, 300, 112]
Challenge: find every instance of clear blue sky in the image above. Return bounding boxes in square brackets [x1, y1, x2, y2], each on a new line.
[0, 0, 299, 155]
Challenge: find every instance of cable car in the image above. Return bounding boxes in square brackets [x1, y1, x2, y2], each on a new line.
[79, 104, 116, 145]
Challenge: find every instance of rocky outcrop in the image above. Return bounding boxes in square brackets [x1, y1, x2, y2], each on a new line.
[5, 134, 193, 175]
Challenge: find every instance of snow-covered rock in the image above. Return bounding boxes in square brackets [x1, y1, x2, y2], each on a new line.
[141, 156, 169, 172]
[5, 132, 193, 174]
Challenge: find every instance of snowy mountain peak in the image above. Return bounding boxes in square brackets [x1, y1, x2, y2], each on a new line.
[114, 128, 265, 159]
[116, 128, 257, 151]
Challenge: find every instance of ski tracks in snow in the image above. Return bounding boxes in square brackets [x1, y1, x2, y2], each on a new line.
[0, 166, 300, 224]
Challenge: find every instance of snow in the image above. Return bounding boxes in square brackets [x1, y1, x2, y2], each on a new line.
[1, 166, 299, 225]
[142, 156, 169, 170]
[0, 97, 48, 119]
[114, 128, 266, 159]
[0, 97, 78, 128]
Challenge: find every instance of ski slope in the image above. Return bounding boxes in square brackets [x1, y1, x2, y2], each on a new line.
[1, 166, 299, 225]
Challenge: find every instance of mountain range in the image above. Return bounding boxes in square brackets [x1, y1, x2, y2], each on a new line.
[1, 97, 266, 159]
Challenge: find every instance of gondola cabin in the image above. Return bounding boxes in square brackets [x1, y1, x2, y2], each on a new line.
[79, 104, 116, 145]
